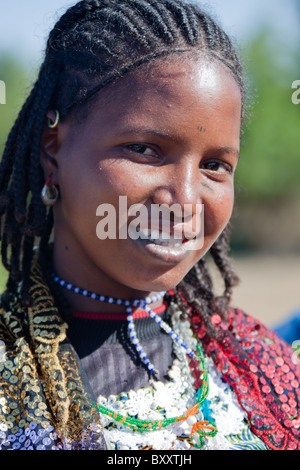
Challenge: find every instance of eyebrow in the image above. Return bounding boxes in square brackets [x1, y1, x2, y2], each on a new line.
[218, 146, 240, 160]
[116, 126, 182, 143]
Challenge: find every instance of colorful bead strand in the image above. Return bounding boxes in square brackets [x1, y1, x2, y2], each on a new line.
[93, 343, 218, 448]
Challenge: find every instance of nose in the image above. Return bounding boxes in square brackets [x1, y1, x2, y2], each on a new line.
[149, 159, 204, 241]
[151, 159, 202, 218]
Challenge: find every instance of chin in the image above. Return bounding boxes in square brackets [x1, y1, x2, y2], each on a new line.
[125, 266, 193, 295]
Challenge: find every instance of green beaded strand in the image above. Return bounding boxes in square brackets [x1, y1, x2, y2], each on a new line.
[94, 342, 218, 446]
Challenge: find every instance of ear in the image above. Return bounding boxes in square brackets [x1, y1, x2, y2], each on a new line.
[40, 110, 61, 183]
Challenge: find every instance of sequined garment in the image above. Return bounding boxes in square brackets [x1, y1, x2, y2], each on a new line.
[0, 261, 299, 450]
[190, 309, 300, 450]
[0, 263, 105, 450]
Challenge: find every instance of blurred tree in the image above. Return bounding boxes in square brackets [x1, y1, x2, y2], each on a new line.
[0, 54, 30, 288]
[0, 54, 30, 153]
[235, 30, 300, 202]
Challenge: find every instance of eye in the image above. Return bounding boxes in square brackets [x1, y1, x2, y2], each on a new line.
[202, 160, 233, 175]
[125, 144, 160, 159]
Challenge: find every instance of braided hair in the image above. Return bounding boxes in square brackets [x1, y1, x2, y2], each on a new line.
[0, 0, 244, 335]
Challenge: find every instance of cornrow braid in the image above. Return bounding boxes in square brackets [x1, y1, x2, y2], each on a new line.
[0, 0, 245, 335]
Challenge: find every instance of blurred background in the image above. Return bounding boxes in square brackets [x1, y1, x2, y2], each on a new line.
[0, 0, 299, 333]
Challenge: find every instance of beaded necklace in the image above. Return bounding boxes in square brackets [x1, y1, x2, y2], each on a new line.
[52, 274, 193, 376]
[52, 273, 218, 448]
[95, 343, 217, 448]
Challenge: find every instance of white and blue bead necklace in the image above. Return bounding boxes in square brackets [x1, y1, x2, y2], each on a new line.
[51, 273, 195, 376]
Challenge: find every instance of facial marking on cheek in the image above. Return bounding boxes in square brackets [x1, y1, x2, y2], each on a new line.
[197, 126, 206, 133]
[201, 182, 214, 192]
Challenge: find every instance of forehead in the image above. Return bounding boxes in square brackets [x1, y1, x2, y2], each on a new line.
[66, 55, 242, 151]
[88, 54, 242, 119]
[60, 54, 242, 169]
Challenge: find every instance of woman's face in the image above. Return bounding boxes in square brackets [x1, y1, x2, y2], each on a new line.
[44, 56, 242, 299]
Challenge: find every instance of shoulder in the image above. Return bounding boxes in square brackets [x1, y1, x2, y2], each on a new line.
[227, 307, 300, 384]
[228, 308, 297, 355]
[228, 308, 294, 344]
[0, 298, 61, 449]
[0, 294, 28, 345]
[214, 309, 300, 449]
[227, 307, 277, 339]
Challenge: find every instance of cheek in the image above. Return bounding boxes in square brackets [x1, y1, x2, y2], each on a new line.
[56, 163, 102, 243]
[203, 185, 234, 236]
[60, 158, 123, 212]
[96, 162, 155, 220]
[97, 159, 141, 195]
[59, 163, 147, 244]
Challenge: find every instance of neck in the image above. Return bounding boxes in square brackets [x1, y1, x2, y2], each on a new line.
[51, 239, 166, 314]
[53, 281, 165, 314]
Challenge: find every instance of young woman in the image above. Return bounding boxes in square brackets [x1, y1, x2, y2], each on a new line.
[0, 0, 299, 451]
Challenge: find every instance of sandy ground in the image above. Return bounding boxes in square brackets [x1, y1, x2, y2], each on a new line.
[212, 254, 300, 330]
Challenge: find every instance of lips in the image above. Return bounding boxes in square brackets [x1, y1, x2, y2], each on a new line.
[128, 224, 201, 264]
[136, 227, 185, 247]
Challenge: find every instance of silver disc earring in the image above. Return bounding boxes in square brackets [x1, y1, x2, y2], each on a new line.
[41, 176, 59, 206]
